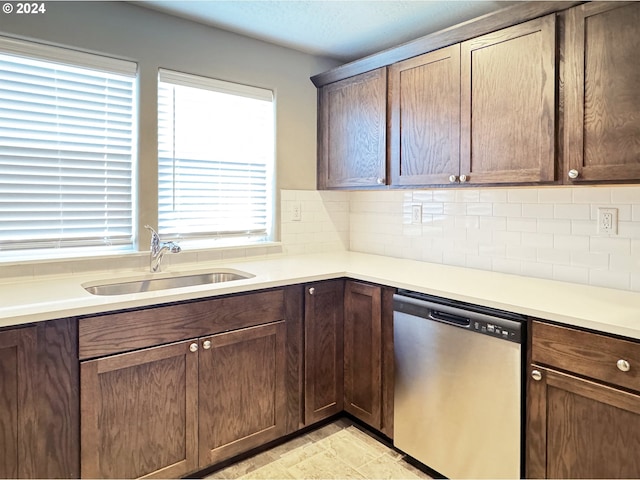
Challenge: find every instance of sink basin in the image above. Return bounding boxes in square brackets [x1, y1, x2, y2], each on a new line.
[83, 270, 254, 296]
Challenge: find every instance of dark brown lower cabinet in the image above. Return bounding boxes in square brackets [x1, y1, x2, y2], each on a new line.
[343, 281, 395, 438]
[81, 340, 199, 479]
[0, 320, 79, 479]
[344, 281, 382, 428]
[0, 326, 37, 479]
[198, 322, 287, 466]
[527, 366, 640, 478]
[304, 280, 344, 424]
[528, 320, 640, 478]
[81, 321, 288, 479]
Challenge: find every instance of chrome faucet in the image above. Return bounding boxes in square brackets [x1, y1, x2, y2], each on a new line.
[144, 225, 181, 273]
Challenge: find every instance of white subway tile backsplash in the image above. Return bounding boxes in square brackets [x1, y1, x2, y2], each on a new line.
[280, 185, 640, 293]
[521, 233, 554, 249]
[589, 270, 631, 290]
[590, 237, 631, 255]
[553, 265, 589, 285]
[466, 202, 493, 216]
[507, 217, 537, 233]
[537, 247, 571, 265]
[491, 257, 523, 275]
[494, 203, 522, 217]
[572, 186, 611, 204]
[522, 204, 554, 219]
[432, 190, 457, 203]
[507, 188, 538, 203]
[538, 187, 572, 204]
[538, 219, 572, 234]
[554, 234, 589, 251]
[456, 189, 480, 203]
[554, 203, 591, 220]
[571, 251, 610, 269]
[611, 186, 640, 203]
[479, 188, 508, 203]
[521, 261, 553, 279]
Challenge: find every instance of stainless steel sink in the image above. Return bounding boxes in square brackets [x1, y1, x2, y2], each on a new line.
[83, 270, 254, 296]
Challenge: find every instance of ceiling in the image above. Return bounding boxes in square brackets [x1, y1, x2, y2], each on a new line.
[133, 1, 516, 62]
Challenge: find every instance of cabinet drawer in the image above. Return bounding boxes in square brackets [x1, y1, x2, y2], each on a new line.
[79, 289, 285, 359]
[532, 321, 640, 392]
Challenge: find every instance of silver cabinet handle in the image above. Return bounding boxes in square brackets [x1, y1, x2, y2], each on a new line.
[449, 175, 457, 183]
[617, 359, 631, 372]
[189, 342, 198, 353]
[308, 287, 315, 295]
[531, 370, 543, 381]
[568, 169, 579, 179]
[459, 174, 468, 183]
[376, 177, 385, 185]
[203, 340, 212, 350]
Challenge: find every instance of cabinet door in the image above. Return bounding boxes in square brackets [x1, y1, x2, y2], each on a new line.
[0, 327, 37, 479]
[304, 280, 344, 423]
[81, 340, 199, 479]
[198, 322, 287, 467]
[318, 68, 387, 189]
[343, 281, 382, 429]
[460, 15, 556, 184]
[527, 366, 640, 478]
[564, 2, 640, 182]
[389, 45, 461, 186]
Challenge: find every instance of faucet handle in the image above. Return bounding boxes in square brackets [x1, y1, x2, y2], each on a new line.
[144, 225, 160, 251]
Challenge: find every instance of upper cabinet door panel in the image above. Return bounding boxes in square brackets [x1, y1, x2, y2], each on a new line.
[565, 2, 640, 182]
[460, 15, 556, 184]
[389, 45, 461, 186]
[318, 68, 387, 189]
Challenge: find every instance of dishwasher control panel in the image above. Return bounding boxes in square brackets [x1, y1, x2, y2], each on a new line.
[471, 318, 521, 343]
[394, 290, 524, 344]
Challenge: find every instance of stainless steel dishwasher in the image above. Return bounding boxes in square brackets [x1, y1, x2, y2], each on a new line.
[393, 290, 525, 479]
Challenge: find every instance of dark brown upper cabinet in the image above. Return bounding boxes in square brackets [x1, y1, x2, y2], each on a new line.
[564, 2, 640, 183]
[389, 45, 461, 186]
[317, 68, 387, 189]
[460, 14, 557, 185]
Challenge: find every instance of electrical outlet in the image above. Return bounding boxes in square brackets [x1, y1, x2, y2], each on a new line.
[292, 202, 302, 221]
[597, 207, 617, 235]
[412, 204, 422, 224]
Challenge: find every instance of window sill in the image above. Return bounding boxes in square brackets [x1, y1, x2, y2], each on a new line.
[0, 242, 284, 281]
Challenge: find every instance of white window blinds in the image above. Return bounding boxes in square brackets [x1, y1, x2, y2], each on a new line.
[0, 36, 136, 253]
[157, 69, 274, 242]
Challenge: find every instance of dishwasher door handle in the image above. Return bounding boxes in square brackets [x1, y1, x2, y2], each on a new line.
[428, 310, 471, 327]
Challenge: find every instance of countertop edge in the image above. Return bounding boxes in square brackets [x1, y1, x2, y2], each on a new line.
[1, 252, 639, 341]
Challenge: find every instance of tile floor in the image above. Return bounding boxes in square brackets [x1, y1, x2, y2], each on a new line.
[205, 418, 433, 479]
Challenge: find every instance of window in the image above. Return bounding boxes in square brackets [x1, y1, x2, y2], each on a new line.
[157, 69, 274, 244]
[0, 36, 136, 256]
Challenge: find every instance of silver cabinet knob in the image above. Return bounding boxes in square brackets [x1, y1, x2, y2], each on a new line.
[568, 169, 579, 179]
[308, 287, 315, 295]
[617, 359, 631, 372]
[459, 174, 468, 183]
[376, 177, 385, 185]
[531, 370, 543, 381]
[203, 340, 212, 350]
[189, 342, 198, 353]
[449, 175, 457, 183]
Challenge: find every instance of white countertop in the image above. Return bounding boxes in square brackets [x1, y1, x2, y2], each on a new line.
[1, 251, 639, 340]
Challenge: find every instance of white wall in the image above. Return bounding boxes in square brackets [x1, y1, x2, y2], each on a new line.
[0, 1, 338, 245]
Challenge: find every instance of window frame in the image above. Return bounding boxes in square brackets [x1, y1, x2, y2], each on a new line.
[156, 68, 276, 248]
[0, 35, 138, 260]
